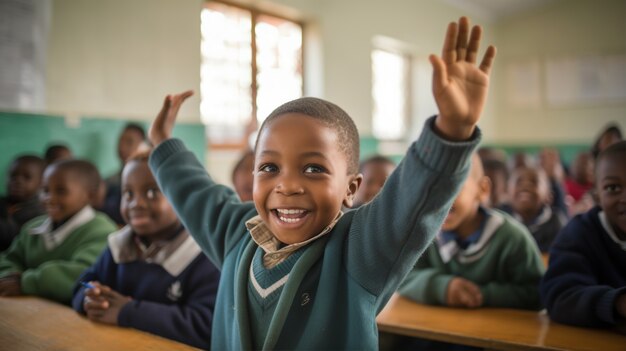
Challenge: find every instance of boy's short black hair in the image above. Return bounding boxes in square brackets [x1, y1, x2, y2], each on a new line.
[12, 155, 45, 175]
[256, 97, 360, 174]
[123, 122, 146, 139]
[482, 158, 509, 180]
[359, 155, 395, 173]
[595, 140, 626, 171]
[592, 123, 623, 159]
[44, 144, 71, 163]
[48, 159, 102, 195]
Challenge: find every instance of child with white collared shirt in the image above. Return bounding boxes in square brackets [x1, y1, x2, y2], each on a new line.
[0, 159, 115, 304]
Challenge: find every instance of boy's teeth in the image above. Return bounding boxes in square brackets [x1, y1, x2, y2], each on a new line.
[276, 209, 305, 214]
[279, 216, 302, 223]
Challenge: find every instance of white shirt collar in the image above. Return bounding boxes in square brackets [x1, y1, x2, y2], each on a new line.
[29, 206, 96, 251]
[107, 226, 202, 276]
[598, 211, 626, 251]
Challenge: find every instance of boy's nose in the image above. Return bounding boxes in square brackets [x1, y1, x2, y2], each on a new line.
[275, 175, 304, 196]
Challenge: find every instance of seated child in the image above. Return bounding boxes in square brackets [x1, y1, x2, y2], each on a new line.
[231, 150, 255, 202]
[352, 155, 396, 208]
[541, 141, 626, 332]
[0, 159, 116, 304]
[0, 155, 46, 251]
[72, 150, 220, 349]
[501, 166, 567, 252]
[147, 17, 496, 349]
[399, 154, 544, 310]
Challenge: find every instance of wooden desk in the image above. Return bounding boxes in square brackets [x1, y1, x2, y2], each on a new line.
[377, 294, 626, 351]
[0, 296, 199, 351]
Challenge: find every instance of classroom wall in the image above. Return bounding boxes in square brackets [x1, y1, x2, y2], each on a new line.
[0, 111, 206, 197]
[491, 0, 626, 144]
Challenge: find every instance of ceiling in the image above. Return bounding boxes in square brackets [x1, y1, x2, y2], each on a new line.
[441, 0, 560, 22]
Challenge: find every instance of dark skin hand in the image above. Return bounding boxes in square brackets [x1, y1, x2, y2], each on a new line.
[446, 277, 483, 308]
[0, 273, 22, 296]
[83, 281, 132, 325]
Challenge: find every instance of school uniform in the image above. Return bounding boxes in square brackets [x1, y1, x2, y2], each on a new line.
[0, 206, 115, 304]
[72, 226, 220, 350]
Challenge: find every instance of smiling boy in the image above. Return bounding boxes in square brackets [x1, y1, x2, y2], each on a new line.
[541, 141, 626, 332]
[149, 17, 496, 349]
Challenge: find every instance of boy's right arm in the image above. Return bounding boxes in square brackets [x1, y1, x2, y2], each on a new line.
[148, 91, 256, 266]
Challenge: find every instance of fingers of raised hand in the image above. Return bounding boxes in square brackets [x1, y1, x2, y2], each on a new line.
[479, 45, 497, 75]
[455, 17, 470, 61]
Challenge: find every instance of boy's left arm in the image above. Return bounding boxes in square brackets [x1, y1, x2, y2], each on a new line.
[346, 17, 496, 299]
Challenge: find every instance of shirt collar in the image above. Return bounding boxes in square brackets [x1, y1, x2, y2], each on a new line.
[245, 211, 343, 268]
[108, 225, 202, 276]
[598, 211, 626, 252]
[29, 206, 96, 251]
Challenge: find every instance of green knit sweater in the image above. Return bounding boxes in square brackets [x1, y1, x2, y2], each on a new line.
[149, 117, 480, 350]
[399, 209, 545, 310]
[0, 210, 115, 304]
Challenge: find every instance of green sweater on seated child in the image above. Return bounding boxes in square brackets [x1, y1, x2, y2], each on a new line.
[149, 118, 480, 350]
[0, 206, 115, 304]
[399, 208, 545, 310]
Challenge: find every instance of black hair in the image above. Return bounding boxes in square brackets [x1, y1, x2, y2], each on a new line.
[123, 123, 146, 140]
[591, 123, 622, 159]
[595, 140, 626, 172]
[255, 97, 360, 174]
[11, 155, 45, 175]
[359, 155, 395, 173]
[46, 159, 102, 195]
[44, 144, 72, 164]
[482, 158, 509, 180]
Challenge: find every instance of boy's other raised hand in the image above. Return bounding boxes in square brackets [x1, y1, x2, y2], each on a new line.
[149, 90, 194, 147]
[431, 17, 496, 141]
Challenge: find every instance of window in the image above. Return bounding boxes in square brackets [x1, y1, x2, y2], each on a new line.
[200, 1, 303, 144]
[371, 49, 410, 140]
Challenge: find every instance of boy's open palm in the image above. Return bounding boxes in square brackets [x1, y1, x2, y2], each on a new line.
[149, 90, 194, 146]
[431, 17, 496, 141]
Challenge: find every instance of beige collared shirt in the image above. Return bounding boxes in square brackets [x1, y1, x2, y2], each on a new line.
[245, 212, 343, 269]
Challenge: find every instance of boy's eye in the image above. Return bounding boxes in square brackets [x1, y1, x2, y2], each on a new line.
[123, 190, 133, 201]
[604, 184, 622, 193]
[259, 164, 278, 173]
[304, 165, 326, 174]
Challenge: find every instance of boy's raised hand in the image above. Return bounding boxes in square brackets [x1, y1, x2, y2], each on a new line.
[431, 17, 496, 141]
[149, 90, 194, 147]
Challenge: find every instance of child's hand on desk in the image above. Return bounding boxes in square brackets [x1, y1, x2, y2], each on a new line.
[446, 277, 483, 308]
[431, 16, 496, 141]
[0, 273, 21, 296]
[83, 282, 131, 325]
[149, 90, 194, 147]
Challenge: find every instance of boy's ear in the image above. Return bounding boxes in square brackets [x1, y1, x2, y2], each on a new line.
[478, 176, 492, 205]
[342, 173, 363, 208]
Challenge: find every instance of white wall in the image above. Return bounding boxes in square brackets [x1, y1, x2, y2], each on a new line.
[47, 0, 203, 123]
[46, 0, 625, 143]
[491, 0, 626, 144]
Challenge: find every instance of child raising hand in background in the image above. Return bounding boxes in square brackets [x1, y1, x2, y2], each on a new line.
[148, 17, 495, 350]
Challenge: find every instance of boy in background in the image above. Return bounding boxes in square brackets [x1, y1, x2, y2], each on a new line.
[0, 160, 116, 304]
[352, 155, 396, 208]
[541, 141, 626, 333]
[148, 17, 496, 349]
[0, 155, 46, 251]
[73, 151, 220, 349]
[501, 166, 567, 252]
[102, 123, 146, 225]
[399, 154, 544, 310]
[231, 150, 255, 202]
